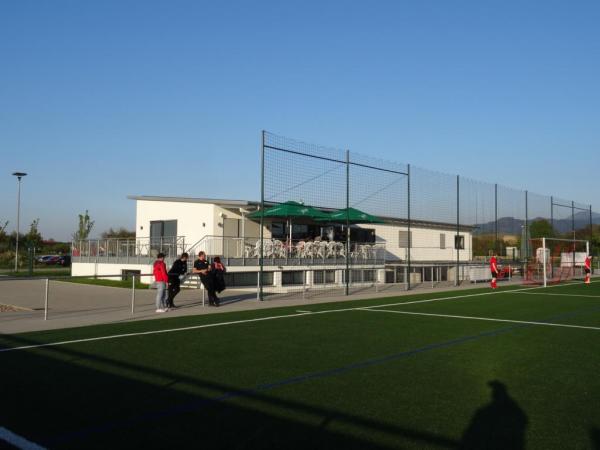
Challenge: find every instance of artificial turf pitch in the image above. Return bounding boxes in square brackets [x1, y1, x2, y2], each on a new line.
[1, 281, 599, 449]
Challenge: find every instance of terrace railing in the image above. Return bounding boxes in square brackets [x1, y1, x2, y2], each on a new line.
[71, 236, 186, 264]
[186, 235, 386, 266]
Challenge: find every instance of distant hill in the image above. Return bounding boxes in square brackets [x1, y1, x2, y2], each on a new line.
[472, 211, 600, 235]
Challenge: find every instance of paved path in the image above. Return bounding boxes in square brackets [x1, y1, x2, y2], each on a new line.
[0, 279, 520, 334]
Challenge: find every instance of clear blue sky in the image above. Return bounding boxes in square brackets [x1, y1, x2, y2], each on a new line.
[1, 1, 599, 241]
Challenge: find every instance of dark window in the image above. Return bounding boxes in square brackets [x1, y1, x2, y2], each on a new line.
[121, 269, 141, 281]
[314, 270, 335, 284]
[455, 235, 465, 250]
[282, 271, 304, 285]
[224, 271, 273, 287]
[350, 228, 375, 243]
[271, 222, 286, 238]
[440, 234, 446, 249]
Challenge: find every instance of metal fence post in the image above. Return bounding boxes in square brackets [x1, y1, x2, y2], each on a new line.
[131, 275, 136, 314]
[407, 164, 411, 290]
[494, 183, 498, 255]
[44, 278, 49, 321]
[259, 130, 265, 301]
[345, 149, 350, 296]
[456, 175, 460, 287]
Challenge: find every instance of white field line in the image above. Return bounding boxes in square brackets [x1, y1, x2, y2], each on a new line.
[359, 308, 600, 332]
[0, 427, 46, 450]
[0, 280, 595, 354]
[519, 292, 600, 299]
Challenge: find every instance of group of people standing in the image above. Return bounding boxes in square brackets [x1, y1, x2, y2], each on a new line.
[152, 251, 226, 313]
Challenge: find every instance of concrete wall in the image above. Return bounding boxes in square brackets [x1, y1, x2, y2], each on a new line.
[72, 262, 154, 284]
[359, 223, 472, 261]
[135, 200, 217, 247]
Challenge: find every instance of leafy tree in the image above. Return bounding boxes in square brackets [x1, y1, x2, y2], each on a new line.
[101, 227, 135, 239]
[529, 219, 554, 239]
[24, 218, 43, 249]
[72, 210, 95, 241]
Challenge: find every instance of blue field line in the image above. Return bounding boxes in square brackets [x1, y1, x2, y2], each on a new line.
[47, 302, 600, 445]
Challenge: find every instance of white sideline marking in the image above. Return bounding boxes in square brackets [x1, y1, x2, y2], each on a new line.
[0, 427, 46, 450]
[0, 281, 594, 354]
[296, 310, 313, 313]
[520, 292, 600, 299]
[359, 308, 600, 332]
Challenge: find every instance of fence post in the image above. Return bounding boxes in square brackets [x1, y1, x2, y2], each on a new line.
[44, 278, 49, 321]
[131, 275, 136, 314]
[407, 164, 411, 290]
[302, 270, 306, 300]
[525, 190, 529, 259]
[456, 175, 460, 287]
[259, 130, 265, 301]
[345, 149, 350, 296]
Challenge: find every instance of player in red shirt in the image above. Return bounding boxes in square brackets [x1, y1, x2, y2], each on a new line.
[584, 255, 592, 284]
[490, 254, 498, 289]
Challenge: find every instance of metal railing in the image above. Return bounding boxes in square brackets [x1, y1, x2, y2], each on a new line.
[185, 235, 386, 265]
[71, 236, 186, 263]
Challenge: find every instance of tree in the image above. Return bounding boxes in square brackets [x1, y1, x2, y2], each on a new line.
[72, 210, 95, 241]
[529, 219, 554, 239]
[25, 218, 43, 249]
[101, 227, 135, 239]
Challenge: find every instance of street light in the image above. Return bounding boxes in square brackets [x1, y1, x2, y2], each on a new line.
[12, 172, 27, 272]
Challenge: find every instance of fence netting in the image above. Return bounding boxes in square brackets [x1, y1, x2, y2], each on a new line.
[259, 131, 598, 299]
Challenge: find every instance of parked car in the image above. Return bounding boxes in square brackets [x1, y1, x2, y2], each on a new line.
[36, 255, 55, 263]
[57, 255, 71, 267]
[40, 255, 61, 265]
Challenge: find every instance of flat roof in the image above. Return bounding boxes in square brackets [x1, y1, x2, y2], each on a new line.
[128, 195, 474, 231]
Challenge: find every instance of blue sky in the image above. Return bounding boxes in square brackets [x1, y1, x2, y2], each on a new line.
[1, 1, 599, 240]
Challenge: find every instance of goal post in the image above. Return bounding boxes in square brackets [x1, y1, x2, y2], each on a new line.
[524, 237, 589, 286]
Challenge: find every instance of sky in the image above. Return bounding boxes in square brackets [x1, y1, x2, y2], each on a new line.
[1, 0, 599, 241]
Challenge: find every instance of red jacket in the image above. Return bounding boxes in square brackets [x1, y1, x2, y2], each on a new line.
[490, 257, 498, 273]
[585, 257, 591, 270]
[153, 260, 169, 282]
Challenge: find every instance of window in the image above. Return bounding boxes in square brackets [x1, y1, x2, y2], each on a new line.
[440, 233, 446, 249]
[454, 235, 465, 250]
[271, 222, 285, 238]
[282, 271, 304, 285]
[314, 270, 335, 284]
[399, 231, 412, 248]
[350, 228, 376, 243]
[150, 220, 178, 253]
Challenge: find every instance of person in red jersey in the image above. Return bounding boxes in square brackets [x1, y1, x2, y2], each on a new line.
[490, 253, 499, 289]
[584, 255, 592, 284]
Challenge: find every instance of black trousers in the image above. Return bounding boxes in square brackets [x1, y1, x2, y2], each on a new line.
[167, 276, 181, 306]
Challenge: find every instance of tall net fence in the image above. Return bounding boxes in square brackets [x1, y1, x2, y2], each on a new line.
[258, 131, 598, 299]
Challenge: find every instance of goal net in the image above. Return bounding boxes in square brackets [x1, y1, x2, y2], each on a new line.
[524, 238, 589, 286]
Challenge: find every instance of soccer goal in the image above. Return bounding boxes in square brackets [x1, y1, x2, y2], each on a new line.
[524, 237, 589, 287]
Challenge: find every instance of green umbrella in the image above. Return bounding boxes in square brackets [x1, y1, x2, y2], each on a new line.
[248, 201, 330, 220]
[319, 207, 384, 224]
[248, 201, 330, 248]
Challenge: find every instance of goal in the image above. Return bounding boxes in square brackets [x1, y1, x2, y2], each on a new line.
[524, 237, 589, 287]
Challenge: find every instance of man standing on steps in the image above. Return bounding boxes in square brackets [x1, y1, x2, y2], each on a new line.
[167, 252, 189, 308]
[584, 254, 592, 284]
[490, 253, 499, 290]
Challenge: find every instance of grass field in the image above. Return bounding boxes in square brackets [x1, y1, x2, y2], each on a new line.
[1, 281, 599, 449]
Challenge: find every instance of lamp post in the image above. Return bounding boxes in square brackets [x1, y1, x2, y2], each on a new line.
[12, 172, 27, 272]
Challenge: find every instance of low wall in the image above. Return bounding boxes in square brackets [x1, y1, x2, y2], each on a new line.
[72, 262, 154, 284]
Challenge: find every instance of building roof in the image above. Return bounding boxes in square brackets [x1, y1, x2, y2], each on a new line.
[128, 195, 475, 231]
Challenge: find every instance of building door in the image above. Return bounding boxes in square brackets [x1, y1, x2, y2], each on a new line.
[223, 218, 239, 258]
[150, 220, 178, 255]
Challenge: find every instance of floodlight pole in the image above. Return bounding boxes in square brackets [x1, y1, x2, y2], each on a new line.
[407, 164, 411, 290]
[12, 172, 27, 272]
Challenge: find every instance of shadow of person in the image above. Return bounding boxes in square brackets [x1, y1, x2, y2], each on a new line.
[590, 426, 600, 450]
[460, 380, 528, 450]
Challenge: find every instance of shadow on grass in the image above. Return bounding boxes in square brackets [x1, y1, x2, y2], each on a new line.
[459, 380, 528, 450]
[0, 332, 463, 450]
